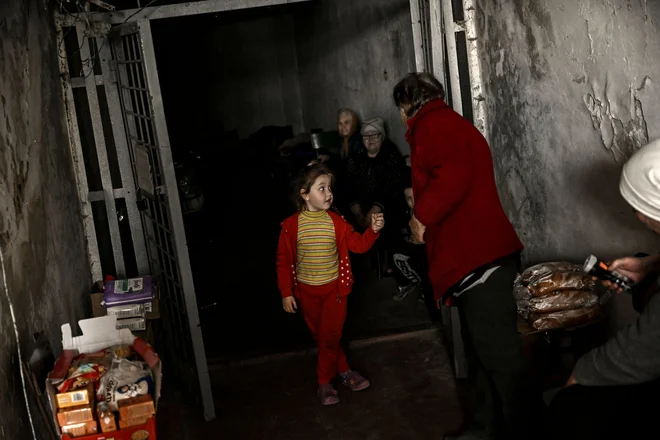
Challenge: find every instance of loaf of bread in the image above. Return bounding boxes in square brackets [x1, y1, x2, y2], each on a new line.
[521, 262, 583, 285]
[528, 290, 599, 313]
[528, 271, 595, 297]
[531, 305, 601, 331]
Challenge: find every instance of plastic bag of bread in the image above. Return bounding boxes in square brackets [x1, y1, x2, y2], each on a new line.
[528, 290, 599, 314]
[516, 299, 530, 320]
[521, 262, 583, 285]
[531, 305, 601, 331]
[513, 274, 532, 301]
[528, 271, 595, 297]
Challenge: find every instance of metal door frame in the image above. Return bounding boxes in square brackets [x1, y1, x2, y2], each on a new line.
[58, 0, 313, 26]
[110, 19, 216, 420]
[56, 20, 150, 283]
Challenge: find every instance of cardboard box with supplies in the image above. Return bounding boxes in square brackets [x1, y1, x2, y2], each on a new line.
[47, 316, 161, 440]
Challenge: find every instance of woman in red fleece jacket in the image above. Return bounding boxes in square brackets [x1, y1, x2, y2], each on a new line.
[276, 163, 384, 405]
[393, 73, 538, 440]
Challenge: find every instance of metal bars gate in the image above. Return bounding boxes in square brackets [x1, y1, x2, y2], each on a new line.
[110, 20, 215, 421]
[56, 20, 150, 282]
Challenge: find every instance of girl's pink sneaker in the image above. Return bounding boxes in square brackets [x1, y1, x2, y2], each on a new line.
[318, 384, 340, 406]
[339, 370, 370, 391]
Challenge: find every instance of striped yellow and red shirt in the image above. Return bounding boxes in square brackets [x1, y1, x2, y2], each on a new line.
[296, 210, 339, 285]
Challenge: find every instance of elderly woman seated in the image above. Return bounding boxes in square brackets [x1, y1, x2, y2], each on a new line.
[347, 118, 409, 275]
[336, 108, 363, 160]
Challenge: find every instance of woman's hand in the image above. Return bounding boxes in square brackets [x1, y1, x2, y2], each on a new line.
[282, 296, 297, 313]
[409, 214, 426, 244]
[599, 255, 660, 293]
[371, 213, 385, 233]
[365, 205, 382, 227]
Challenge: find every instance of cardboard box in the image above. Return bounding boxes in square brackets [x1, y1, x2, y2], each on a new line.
[90, 293, 106, 317]
[145, 298, 160, 320]
[56, 383, 93, 409]
[48, 316, 161, 440]
[91, 294, 159, 320]
[57, 402, 94, 426]
[118, 395, 155, 420]
[119, 416, 150, 429]
[97, 404, 117, 433]
[61, 420, 98, 437]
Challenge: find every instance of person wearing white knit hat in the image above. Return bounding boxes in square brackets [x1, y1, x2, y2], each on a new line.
[620, 137, 660, 229]
[549, 138, 660, 439]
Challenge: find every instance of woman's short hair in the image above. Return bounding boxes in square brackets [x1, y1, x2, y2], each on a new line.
[393, 72, 445, 118]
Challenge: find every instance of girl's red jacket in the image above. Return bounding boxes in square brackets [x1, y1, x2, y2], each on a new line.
[276, 211, 379, 298]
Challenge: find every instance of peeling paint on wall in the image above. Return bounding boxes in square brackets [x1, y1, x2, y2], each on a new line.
[583, 91, 648, 160]
[477, 0, 660, 330]
[477, 0, 660, 265]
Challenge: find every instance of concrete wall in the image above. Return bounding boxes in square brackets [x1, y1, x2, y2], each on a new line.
[476, 0, 660, 328]
[478, 0, 660, 262]
[208, 12, 304, 138]
[294, 0, 416, 154]
[153, 10, 303, 142]
[0, 0, 91, 437]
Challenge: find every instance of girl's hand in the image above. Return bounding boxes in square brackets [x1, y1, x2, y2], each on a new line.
[282, 296, 297, 313]
[371, 213, 385, 233]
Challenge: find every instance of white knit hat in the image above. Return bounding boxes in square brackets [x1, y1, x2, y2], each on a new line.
[620, 138, 660, 222]
[361, 118, 385, 136]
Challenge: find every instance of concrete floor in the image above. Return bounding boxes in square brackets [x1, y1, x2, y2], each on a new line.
[158, 328, 464, 439]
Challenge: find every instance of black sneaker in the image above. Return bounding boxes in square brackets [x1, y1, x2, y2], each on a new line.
[393, 283, 418, 301]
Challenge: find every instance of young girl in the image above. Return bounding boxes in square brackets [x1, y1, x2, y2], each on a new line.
[276, 163, 385, 405]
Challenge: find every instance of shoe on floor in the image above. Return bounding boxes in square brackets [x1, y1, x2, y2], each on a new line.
[339, 370, 370, 391]
[393, 282, 418, 301]
[318, 384, 340, 406]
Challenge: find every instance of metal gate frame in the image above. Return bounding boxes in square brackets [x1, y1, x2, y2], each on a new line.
[56, 0, 318, 423]
[110, 20, 216, 420]
[56, 17, 216, 420]
[408, 0, 485, 134]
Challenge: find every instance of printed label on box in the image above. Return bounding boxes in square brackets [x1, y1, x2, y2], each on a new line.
[107, 303, 145, 318]
[116, 317, 146, 332]
[115, 278, 144, 294]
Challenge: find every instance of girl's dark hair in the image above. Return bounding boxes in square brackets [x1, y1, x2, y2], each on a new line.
[393, 72, 445, 118]
[291, 163, 334, 210]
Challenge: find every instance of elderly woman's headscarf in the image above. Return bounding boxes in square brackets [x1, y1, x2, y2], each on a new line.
[361, 118, 386, 137]
[338, 108, 359, 155]
[620, 138, 660, 221]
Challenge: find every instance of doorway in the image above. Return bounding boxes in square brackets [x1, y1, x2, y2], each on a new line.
[148, 3, 434, 362]
[56, 0, 469, 423]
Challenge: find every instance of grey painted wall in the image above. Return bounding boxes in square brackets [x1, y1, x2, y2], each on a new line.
[476, 0, 660, 328]
[208, 12, 304, 138]
[153, 0, 416, 149]
[294, 0, 416, 154]
[0, 0, 90, 436]
[153, 10, 303, 142]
